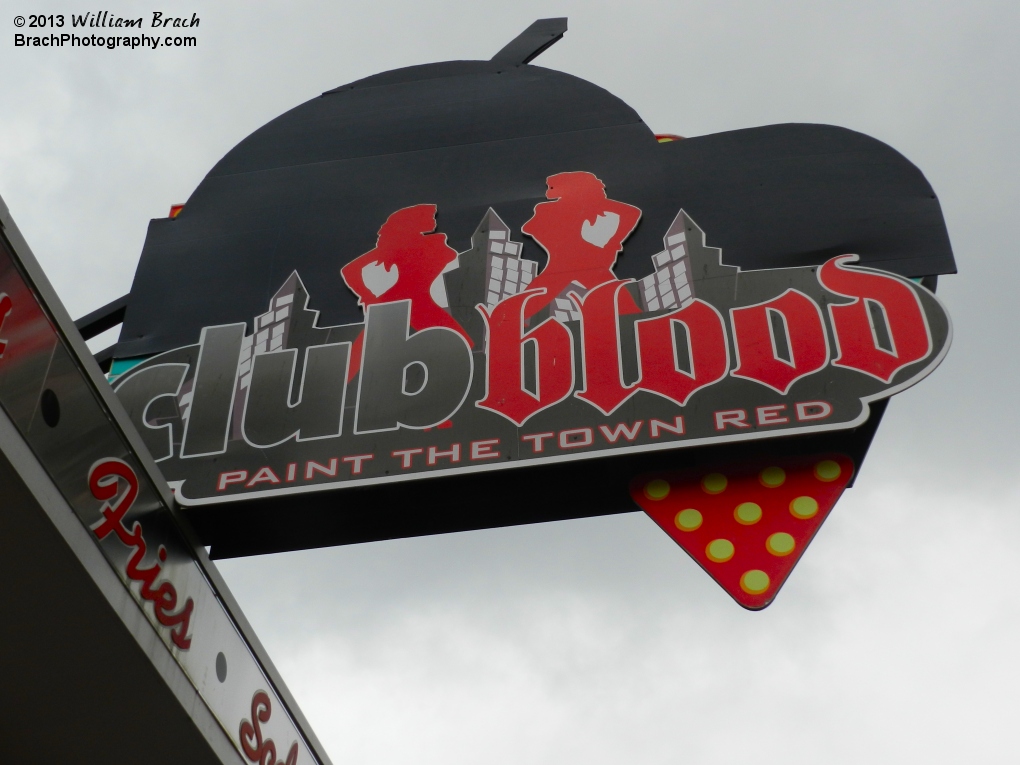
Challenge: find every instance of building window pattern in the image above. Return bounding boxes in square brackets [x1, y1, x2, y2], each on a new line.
[484, 224, 537, 310]
[639, 220, 694, 312]
[552, 281, 587, 323]
[237, 281, 298, 392]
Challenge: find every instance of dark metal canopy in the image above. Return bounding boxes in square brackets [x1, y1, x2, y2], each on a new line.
[110, 19, 954, 361]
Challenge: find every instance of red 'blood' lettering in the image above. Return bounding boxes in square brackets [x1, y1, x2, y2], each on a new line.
[635, 300, 729, 406]
[574, 281, 637, 414]
[477, 289, 574, 426]
[730, 289, 828, 394]
[819, 255, 931, 383]
[0, 293, 12, 358]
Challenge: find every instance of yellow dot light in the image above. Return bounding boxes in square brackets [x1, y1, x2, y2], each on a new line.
[701, 473, 727, 494]
[644, 479, 670, 500]
[706, 538, 735, 563]
[790, 496, 819, 519]
[740, 570, 770, 595]
[759, 466, 786, 488]
[675, 508, 703, 532]
[766, 532, 796, 556]
[734, 502, 762, 525]
[814, 460, 842, 482]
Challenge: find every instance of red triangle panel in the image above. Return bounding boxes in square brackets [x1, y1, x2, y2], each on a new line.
[631, 454, 854, 609]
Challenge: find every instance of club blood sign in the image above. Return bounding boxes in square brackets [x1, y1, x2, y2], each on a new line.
[115, 183, 949, 495]
[102, 20, 955, 608]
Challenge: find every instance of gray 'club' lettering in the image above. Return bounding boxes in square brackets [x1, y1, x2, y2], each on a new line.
[355, 300, 472, 433]
[180, 323, 245, 457]
[114, 363, 188, 461]
[242, 342, 351, 447]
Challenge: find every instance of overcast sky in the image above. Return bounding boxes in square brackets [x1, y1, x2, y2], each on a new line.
[3, 1, 1019, 763]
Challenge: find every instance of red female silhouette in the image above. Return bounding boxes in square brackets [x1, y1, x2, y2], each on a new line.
[342, 204, 471, 378]
[521, 172, 642, 319]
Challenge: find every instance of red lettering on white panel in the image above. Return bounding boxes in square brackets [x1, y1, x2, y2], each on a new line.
[240, 690, 299, 765]
[89, 459, 194, 650]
